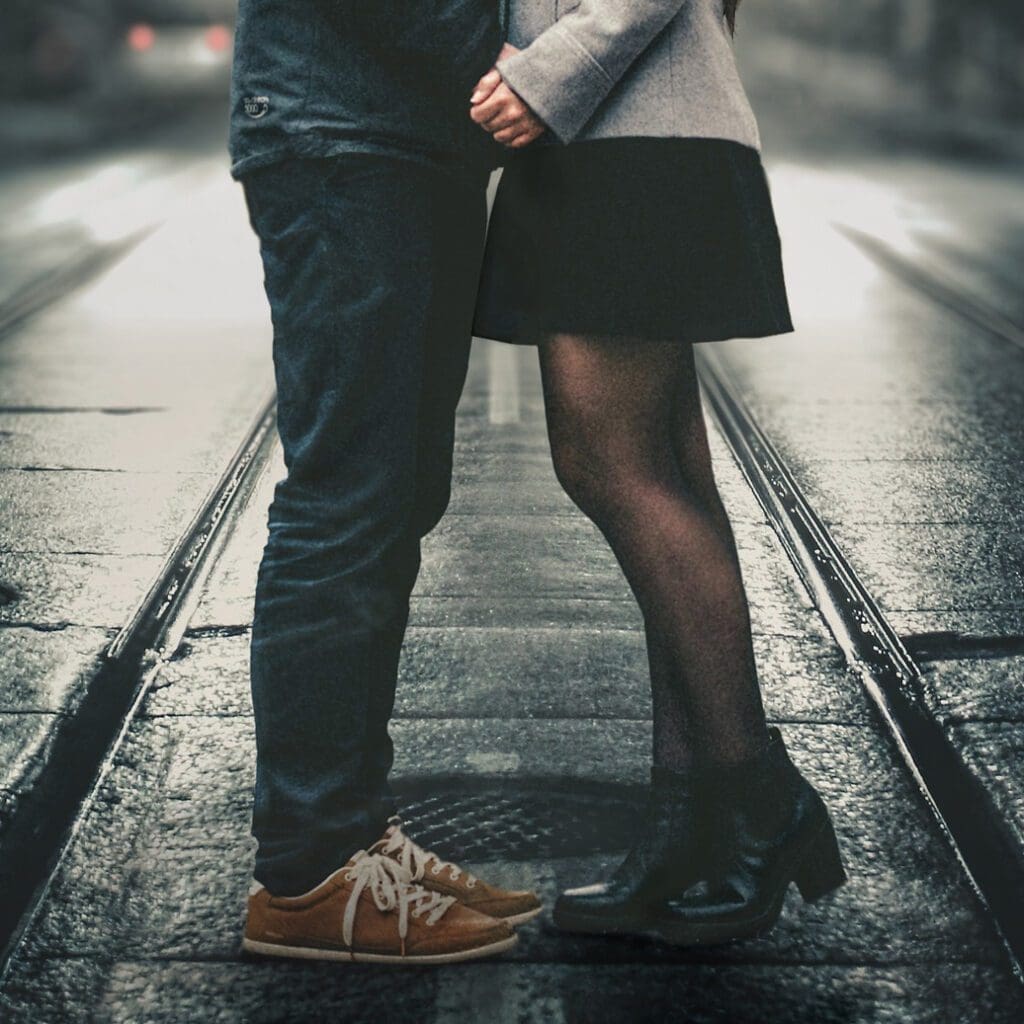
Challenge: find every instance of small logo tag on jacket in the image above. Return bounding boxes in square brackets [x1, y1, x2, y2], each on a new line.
[243, 96, 270, 119]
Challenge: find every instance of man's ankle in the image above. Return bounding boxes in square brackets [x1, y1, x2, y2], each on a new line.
[255, 848, 363, 898]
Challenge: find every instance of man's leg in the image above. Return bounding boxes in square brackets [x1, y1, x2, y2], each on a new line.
[362, 161, 492, 804]
[351, 164, 544, 932]
[242, 152, 487, 897]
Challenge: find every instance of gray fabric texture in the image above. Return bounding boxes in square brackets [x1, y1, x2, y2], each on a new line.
[496, 0, 761, 150]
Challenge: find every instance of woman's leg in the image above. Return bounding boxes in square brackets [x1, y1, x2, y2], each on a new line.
[538, 333, 769, 769]
[646, 345, 763, 770]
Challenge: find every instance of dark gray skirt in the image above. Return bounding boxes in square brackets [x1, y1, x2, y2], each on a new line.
[472, 136, 794, 345]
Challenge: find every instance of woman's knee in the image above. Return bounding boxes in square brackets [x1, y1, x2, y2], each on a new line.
[549, 436, 600, 513]
[549, 431, 647, 523]
[541, 347, 681, 518]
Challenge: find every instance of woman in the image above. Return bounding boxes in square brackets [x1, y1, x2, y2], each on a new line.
[469, 0, 847, 946]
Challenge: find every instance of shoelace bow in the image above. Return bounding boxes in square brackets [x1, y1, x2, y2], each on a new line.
[379, 817, 478, 889]
[342, 851, 455, 951]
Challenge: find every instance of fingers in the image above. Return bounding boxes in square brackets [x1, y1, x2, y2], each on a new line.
[470, 67, 502, 105]
[493, 120, 545, 148]
[488, 110, 542, 144]
[492, 123, 527, 144]
[486, 107, 528, 133]
[469, 83, 514, 126]
[470, 84, 530, 133]
[504, 125, 545, 149]
[470, 45, 519, 103]
[468, 74, 546, 149]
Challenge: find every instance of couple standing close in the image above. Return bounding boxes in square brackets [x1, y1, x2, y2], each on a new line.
[230, 0, 846, 964]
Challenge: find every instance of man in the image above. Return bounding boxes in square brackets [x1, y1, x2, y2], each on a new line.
[229, 1, 541, 964]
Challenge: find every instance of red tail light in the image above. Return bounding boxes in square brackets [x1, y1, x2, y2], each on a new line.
[127, 23, 155, 52]
[205, 24, 232, 53]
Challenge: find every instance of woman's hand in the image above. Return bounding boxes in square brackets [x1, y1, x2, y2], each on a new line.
[470, 43, 547, 149]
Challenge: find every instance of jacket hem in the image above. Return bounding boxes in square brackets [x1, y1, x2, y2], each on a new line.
[229, 134, 499, 180]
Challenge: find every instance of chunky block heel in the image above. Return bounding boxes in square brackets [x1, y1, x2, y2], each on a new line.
[793, 821, 847, 903]
[558, 729, 849, 948]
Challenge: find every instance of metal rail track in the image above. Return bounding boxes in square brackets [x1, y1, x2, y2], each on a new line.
[0, 391, 278, 976]
[2, 297, 1021, 988]
[0, 229, 153, 343]
[696, 345, 1024, 983]
[836, 223, 1024, 355]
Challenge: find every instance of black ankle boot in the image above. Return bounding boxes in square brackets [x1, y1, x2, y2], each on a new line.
[553, 763, 715, 935]
[649, 726, 847, 946]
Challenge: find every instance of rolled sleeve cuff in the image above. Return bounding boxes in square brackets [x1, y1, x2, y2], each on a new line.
[496, 24, 614, 144]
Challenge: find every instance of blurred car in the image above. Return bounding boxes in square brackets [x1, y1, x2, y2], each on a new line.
[0, 2, 115, 99]
[106, 0, 235, 98]
[0, 1, 234, 102]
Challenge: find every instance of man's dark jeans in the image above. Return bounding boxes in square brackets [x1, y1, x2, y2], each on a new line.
[242, 152, 490, 896]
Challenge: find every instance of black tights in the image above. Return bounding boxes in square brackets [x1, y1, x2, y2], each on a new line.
[538, 334, 770, 770]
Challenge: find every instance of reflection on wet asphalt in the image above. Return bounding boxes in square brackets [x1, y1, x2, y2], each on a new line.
[1, 96, 1024, 1020]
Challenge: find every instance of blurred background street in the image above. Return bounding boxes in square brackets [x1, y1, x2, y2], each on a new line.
[0, 2, 1022, 1021]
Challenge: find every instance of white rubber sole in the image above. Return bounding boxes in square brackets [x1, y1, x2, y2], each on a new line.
[241, 932, 517, 965]
[500, 905, 543, 928]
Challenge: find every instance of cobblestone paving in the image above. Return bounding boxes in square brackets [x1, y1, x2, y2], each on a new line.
[2, 341, 1021, 1023]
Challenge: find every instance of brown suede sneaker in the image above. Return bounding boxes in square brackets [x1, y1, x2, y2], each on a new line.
[242, 850, 516, 964]
[370, 817, 543, 927]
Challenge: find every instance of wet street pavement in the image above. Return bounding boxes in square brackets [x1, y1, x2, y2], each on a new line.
[0, 106, 273, 944]
[1, 104, 1023, 1020]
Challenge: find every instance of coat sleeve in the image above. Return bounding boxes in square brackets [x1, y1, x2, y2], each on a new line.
[495, 1, 691, 143]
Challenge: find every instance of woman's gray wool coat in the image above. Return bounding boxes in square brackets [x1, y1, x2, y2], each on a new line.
[497, 0, 762, 151]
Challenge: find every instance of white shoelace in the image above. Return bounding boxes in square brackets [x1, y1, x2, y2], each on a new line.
[377, 817, 478, 889]
[341, 851, 456, 951]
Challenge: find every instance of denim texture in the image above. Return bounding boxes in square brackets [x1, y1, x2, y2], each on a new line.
[242, 153, 490, 895]
[229, 1, 505, 177]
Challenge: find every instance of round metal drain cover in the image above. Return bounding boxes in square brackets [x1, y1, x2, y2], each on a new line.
[392, 776, 646, 861]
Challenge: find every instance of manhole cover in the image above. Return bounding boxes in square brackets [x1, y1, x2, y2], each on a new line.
[392, 776, 646, 861]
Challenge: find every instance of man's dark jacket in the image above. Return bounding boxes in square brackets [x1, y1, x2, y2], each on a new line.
[229, 1, 504, 178]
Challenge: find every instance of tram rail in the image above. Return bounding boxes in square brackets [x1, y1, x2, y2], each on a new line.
[1, 259, 1022, 992]
[0, 228, 151, 342]
[837, 223, 1024, 355]
[697, 344, 1024, 983]
[0, 390, 278, 976]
